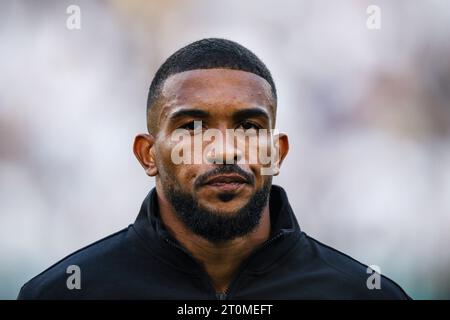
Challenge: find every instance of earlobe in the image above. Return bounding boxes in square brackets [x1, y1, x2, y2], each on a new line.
[133, 134, 158, 177]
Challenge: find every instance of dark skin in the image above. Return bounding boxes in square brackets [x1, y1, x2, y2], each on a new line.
[134, 68, 289, 293]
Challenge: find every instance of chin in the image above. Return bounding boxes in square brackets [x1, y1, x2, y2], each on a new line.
[199, 197, 250, 215]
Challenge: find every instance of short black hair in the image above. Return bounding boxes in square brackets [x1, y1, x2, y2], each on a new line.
[146, 38, 277, 132]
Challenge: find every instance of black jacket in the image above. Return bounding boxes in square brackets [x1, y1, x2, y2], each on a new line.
[18, 185, 410, 299]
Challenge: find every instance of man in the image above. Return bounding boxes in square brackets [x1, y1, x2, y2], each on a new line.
[18, 38, 409, 299]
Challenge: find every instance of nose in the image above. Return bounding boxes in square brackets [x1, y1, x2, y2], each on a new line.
[204, 129, 243, 164]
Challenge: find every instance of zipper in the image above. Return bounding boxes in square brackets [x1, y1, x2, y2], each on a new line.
[219, 231, 286, 299]
[164, 230, 286, 300]
[216, 292, 227, 300]
[164, 237, 220, 298]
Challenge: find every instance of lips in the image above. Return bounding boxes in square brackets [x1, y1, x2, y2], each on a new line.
[202, 174, 250, 193]
[204, 174, 249, 185]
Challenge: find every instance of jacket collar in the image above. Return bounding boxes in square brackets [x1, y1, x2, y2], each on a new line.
[132, 184, 302, 275]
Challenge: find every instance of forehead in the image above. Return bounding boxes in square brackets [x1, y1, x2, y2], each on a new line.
[158, 69, 275, 125]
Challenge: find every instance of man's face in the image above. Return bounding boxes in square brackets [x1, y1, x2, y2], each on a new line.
[154, 69, 276, 213]
[135, 68, 288, 242]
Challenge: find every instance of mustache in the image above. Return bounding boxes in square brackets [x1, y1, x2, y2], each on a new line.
[194, 165, 255, 189]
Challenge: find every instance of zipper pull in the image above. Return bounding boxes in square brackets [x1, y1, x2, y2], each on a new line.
[216, 292, 227, 300]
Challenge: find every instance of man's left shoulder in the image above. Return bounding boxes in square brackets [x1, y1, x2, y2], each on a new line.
[293, 233, 411, 299]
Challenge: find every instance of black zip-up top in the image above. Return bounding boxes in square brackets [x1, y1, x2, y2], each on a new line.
[18, 185, 410, 299]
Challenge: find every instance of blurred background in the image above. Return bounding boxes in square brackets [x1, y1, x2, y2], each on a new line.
[1, 0, 449, 299]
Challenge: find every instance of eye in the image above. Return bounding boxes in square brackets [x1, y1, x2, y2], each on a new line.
[237, 121, 262, 130]
[179, 121, 204, 131]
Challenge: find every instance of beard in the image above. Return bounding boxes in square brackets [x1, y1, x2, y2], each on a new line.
[162, 167, 272, 244]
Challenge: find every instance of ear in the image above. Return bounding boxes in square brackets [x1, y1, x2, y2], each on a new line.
[271, 132, 289, 176]
[133, 134, 158, 177]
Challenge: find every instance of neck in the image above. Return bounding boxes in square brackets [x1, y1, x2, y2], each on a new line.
[156, 186, 271, 293]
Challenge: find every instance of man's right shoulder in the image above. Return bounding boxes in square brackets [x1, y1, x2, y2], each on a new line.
[17, 227, 132, 299]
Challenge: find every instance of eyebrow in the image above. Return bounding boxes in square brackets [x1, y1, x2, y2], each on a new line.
[232, 108, 270, 122]
[167, 108, 210, 122]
